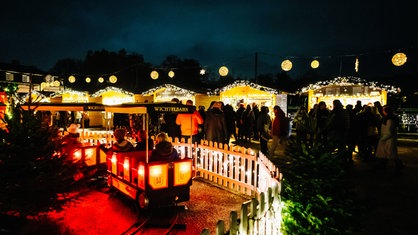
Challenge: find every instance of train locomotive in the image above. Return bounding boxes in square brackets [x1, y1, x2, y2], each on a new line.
[103, 102, 195, 210]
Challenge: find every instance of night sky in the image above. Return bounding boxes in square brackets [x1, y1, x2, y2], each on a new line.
[1, 0, 417, 79]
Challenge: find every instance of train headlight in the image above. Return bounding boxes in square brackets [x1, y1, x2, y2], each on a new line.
[174, 161, 192, 186]
[148, 164, 168, 189]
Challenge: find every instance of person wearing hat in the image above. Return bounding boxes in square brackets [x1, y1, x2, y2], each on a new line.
[101, 128, 134, 152]
[149, 132, 179, 162]
[61, 123, 82, 159]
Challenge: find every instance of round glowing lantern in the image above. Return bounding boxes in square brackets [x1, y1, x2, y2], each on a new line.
[150, 70, 159, 80]
[85, 77, 91, 83]
[219, 66, 229, 76]
[168, 70, 175, 78]
[98, 77, 104, 83]
[109, 75, 117, 83]
[53, 80, 61, 86]
[392, 52, 407, 66]
[281, 59, 293, 71]
[68, 75, 76, 83]
[311, 59, 320, 69]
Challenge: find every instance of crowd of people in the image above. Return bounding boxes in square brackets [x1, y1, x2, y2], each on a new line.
[60, 98, 402, 173]
[293, 99, 403, 173]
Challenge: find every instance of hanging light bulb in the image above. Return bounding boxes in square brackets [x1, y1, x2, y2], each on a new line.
[168, 70, 175, 78]
[98, 77, 104, 83]
[219, 66, 229, 76]
[68, 75, 76, 83]
[392, 52, 407, 66]
[311, 59, 320, 69]
[150, 70, 159, 80]
[355, 57, 359, 73]
[85, 77, 91, 83]
[281, 59, 292, 71]
[109, 75, 117, 83]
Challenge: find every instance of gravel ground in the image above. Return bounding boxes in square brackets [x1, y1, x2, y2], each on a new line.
[0, 178, 250, 235]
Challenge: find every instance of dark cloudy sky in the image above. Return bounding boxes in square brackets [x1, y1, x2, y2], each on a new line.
[1, 0, 417, 78]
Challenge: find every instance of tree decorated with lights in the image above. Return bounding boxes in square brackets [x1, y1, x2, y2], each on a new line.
[0, 83, 81, 216]
[279, 112, 356, 234]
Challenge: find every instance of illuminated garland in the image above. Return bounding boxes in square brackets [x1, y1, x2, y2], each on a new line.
[299, 76, 401, 94]
[21, 90, 48, 102]
[91, 86, 134, 97]
[51, 89, 88, 98]
[208, 80, 279, 96]
[140, 84, 196, 96]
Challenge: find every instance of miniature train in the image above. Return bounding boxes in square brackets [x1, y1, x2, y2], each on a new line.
[106, 150, 193, 209]
[102, 103, 196, 209]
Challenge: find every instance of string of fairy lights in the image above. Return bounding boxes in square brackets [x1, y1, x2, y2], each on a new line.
[0, 50, 410, 85]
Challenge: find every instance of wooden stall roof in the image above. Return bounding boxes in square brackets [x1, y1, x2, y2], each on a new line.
[140, 84, 196, 96]
[21, 102, 105, 112]
[104, 102, 196, 114]
[209, 80, 280, 96]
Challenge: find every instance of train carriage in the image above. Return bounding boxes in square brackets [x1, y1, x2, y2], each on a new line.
[103, 102, 195, 210]
[21, 102, 107, 168]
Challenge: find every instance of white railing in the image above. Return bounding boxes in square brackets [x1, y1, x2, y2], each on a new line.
[173, 141, 284, 235]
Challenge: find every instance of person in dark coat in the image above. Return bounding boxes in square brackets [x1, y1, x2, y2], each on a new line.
[204, 101, 228, 145]
[150, 132, 180, 162]
[257, 106, 271, 156]
[100, 128, 134, 153]
[235, 103, 245, 142]
[313, 101, 330, 142]
[163, 98, 181, 140]
[327, 99, 350, 162]
[223, 104, 237, 144]
[241, 104, 255, 142]
[251, 103, 260, 140]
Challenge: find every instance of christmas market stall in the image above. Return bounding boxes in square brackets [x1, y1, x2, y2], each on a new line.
[139, 84, 198, 104]
[299, 76, 400, 111]
[89, 87, 135, 128]
[210, 80, 289, 114]
[50, 89, 89, 103]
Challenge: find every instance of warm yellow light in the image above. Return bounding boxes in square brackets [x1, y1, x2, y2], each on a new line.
[53, 80, 61, 86]
[355, 58, 359, 72]
[123, 158, 130, 170]
[200, 69, 206, 75]
[168, 70, 175, 78]
[311, 60, 319, 69]
[392, 52, 407, 66]
[281, 59, 292, 71]
[219, 66, 229, 76]
[68, 75, 76, 83]
[98, 77, 104, 83]
[85, 77, 91, 83]
[109, 75, 117, 83]
[150, 70, 159, 80]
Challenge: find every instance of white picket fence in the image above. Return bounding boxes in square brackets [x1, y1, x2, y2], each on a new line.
[190, 142, 283, 235]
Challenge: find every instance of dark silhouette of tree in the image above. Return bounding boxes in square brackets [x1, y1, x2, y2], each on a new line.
[158, 56, 204, 91]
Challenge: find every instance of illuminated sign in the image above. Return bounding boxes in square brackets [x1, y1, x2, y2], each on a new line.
[153, 106, 191, 113]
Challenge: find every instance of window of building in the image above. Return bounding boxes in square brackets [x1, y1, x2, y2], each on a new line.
[5, 72, 14, 81]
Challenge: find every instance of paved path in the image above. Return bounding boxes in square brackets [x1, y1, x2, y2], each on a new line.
[237, 138, 418, 234]
[348, 143, 418, 234]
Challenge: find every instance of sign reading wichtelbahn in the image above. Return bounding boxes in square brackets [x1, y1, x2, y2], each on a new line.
[152, 106, 192, 113]
[104, 102, 195, 114]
